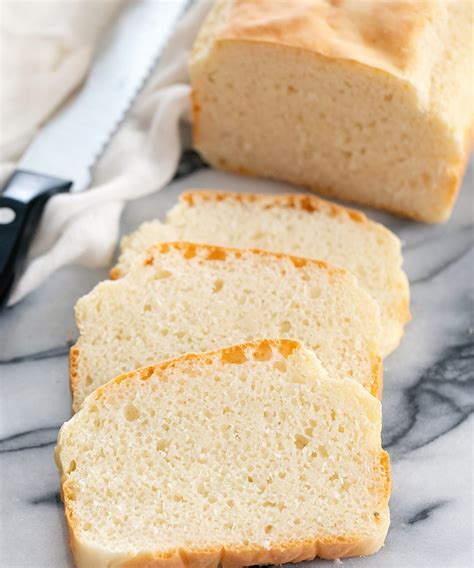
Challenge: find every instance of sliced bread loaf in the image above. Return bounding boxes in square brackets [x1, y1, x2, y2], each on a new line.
[57, 339, 391, 568]
[112, 190, 410, 356]
[71, 242, 382, 411]
[189, 1, 473, 222]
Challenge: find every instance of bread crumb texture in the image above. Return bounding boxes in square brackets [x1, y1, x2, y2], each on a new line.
[114, 190, 410, 355]
[190, 0, 473, 222]
[57, 340, 390, 568]
[72, 242, 382, 410]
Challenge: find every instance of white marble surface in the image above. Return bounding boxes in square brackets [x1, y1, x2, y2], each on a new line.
[0, 153, 473, 568]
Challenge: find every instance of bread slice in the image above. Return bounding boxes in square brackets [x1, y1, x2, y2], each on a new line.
[189, 0, 473, 222]
[57, 339, 391, 568]
[112, 190, 410, 356]
[71, 242, 382, 411]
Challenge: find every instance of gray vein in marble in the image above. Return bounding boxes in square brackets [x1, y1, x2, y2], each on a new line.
[406, 501, 448, 526]
[0, 342, 73, 365]
[30, 491, 61, 507]
[402, 223, 473, 252]
[410, 243, 473, 285]
[0, 426, 60, 454]
[384, 339, 474, 457]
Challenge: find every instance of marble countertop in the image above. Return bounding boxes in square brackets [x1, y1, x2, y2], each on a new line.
[1, 153, 473, 568]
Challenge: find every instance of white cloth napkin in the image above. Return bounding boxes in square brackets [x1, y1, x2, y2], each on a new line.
[0, 0, 212, 306]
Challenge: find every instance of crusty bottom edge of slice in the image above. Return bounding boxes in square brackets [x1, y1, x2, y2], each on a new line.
[65, 516, 390, 568]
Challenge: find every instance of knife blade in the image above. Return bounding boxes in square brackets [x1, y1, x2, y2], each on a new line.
[0, 0, 188, 308]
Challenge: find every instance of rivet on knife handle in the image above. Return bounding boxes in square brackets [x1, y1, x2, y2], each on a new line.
[0, 170, 72, 309]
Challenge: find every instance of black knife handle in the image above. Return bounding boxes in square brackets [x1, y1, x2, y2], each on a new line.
[0, 170, 73, 309]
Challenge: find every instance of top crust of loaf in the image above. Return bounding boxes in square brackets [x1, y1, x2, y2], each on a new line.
[200, 0, 440, 76]
[59, 339, 391, 568]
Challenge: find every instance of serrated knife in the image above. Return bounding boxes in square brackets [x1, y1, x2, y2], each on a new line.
[0, 0, 188, 308]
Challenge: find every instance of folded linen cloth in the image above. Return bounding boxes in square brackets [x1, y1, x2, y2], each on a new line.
[0, 0, 211, 306]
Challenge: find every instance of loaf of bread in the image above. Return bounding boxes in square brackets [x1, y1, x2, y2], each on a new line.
[113, 190, 410, 355]
[58, 339, 391, 568]
[71, 242, 382, 410]
[190, 0, 473, 222]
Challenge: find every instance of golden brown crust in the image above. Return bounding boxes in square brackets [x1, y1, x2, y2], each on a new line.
[380, 451, 392, 503]
[181, 188, 373, 225]
[212, 0, 438, 75]
[69, 345, 80, 409]
[118, 532, 388, 567]
[142, 240, 347, 276]
[370, 355, 383, 400]
[93, 339, 302, 401]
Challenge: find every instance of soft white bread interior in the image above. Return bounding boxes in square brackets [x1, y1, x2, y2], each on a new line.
[190, 0, 473, 222]
[57, 339, 391, 568]
[113, 190, 410, 355]
[71, 242, 382, 411]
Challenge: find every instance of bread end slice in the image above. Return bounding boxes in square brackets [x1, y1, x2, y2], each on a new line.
[58, 339, 390, 567]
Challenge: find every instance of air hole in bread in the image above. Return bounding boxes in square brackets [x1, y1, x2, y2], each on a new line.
[294, 434, 310, 450]
[156, 439, 169, 452]
[311, 287, 321, 299]
[318, 445, 329, 458]
[124, 404, 140, 421]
